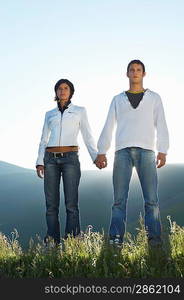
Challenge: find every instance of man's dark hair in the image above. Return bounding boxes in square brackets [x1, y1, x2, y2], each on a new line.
[54, 79, 75, 101]
[127, 60, 145, 73]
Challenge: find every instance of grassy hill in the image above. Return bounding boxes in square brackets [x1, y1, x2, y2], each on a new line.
[0, 218, 183, 278]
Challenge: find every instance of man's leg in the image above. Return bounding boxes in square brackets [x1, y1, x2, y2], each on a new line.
[109, 148, 133, 242]
[44, 152, 61, 244]
[135, 149, 162, 245]
[62, 152, 81, 238]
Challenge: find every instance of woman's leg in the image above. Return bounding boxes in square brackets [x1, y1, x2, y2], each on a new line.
[62, 152, 81, 238]
[44, 152, 62, 244]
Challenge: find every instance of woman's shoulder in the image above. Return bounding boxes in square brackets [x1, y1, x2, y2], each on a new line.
[45, 107, 58, 117]
[69, 104, 86, 113]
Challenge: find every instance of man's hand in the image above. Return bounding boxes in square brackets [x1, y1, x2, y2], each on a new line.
[156, 152, 166, 168]
[36, 165, 44, 178]
[94, 154, 107, 169]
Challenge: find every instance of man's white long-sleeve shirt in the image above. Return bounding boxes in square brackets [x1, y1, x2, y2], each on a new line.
[97, 89, 169, 154]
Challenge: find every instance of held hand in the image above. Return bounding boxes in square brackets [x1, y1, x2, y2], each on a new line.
[36, 165, 44, 178]
[94, 154, 107, 169]
[156, 152, 166, 168]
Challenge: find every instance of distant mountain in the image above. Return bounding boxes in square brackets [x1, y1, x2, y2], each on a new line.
[0, 161, 33, 175]
[0, 161, 183, 248]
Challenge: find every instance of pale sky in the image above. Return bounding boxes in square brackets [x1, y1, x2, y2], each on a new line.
[0, 0, 184, 170]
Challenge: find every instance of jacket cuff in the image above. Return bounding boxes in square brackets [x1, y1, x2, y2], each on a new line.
[36, 165, 44, 168]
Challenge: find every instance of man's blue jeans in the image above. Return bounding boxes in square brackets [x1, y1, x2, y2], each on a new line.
[44, 151, 81, 243]
[109, 147, 161, 243]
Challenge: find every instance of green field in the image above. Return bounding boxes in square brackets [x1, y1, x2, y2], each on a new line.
[0, 217, 183, 278]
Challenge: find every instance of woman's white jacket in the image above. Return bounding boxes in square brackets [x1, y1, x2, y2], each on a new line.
[36, 103, 97, 166]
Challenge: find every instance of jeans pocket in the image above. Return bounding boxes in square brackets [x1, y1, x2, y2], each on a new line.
[70, 153, 80, 166]
[43, 151, 51, 165]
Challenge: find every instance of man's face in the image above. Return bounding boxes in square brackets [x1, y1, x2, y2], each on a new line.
[56, 83, 71, 101]
[127, 63, 145, 83]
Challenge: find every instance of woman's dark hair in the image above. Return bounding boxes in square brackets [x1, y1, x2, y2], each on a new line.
[127, 60, 145, 73]
[54, 79, 75, 101]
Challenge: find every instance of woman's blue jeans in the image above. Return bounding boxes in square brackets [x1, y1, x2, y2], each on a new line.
[44, 151, 81, 243]
[109, 147, 162, 243]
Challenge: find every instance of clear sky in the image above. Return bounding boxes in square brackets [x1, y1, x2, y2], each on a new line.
[1, 0, 184, 170]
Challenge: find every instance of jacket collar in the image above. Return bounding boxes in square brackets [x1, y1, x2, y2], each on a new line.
[56, 102, 73, 111]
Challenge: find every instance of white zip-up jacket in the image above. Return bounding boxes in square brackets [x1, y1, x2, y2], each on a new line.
[36, 103, 97, 166]
[97, 89, 169, 154]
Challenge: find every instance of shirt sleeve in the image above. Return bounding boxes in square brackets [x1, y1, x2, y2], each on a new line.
[80, 108, 98, 162]
[36, 112, 50, 166]
[154, 95, 169, 154]
[97, 97, 116, 154]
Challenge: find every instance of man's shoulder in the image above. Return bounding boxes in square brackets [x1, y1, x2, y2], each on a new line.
[112, 92, 125, 102]
[114, 92, 124, 98]
[145, 89, 161, 99]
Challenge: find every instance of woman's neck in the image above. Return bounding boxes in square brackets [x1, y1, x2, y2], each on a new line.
[59, 99, 69, 108]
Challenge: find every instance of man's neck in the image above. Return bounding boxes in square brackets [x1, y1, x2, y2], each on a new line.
[128, 83, 144, 93]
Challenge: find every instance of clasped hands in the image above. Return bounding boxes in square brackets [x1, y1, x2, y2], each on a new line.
[94, 154, 107, 169]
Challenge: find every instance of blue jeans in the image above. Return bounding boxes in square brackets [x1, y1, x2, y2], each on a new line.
[44, 151, 81, 243]
[109, 147, 161, 243]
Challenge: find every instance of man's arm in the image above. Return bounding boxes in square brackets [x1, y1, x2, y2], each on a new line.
[95, 97, 116, 169]
[154, 95, 169, 168]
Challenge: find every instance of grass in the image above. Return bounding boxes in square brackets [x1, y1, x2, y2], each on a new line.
[0, 217, 184, 278]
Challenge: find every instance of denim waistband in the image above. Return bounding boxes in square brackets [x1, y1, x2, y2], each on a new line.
[46, 151, 78, 158]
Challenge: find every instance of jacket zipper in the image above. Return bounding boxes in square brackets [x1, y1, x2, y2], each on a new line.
[59, 112, 63, 146]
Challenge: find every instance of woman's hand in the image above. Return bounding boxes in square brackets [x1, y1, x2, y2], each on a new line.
[94, 154, 107, 169]
[36, 165, 44, 178]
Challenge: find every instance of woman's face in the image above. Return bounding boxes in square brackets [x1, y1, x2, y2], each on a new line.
[56, 83, 71, 102]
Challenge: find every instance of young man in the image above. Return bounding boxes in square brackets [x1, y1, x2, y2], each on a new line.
[95, 60, 169, 247]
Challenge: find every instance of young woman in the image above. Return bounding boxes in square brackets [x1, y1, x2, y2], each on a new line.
[36, 79, 97, 245]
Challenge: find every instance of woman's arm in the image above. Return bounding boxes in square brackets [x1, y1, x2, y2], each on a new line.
[79, 107, 98, 162]
[36, 112, 50, 167]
